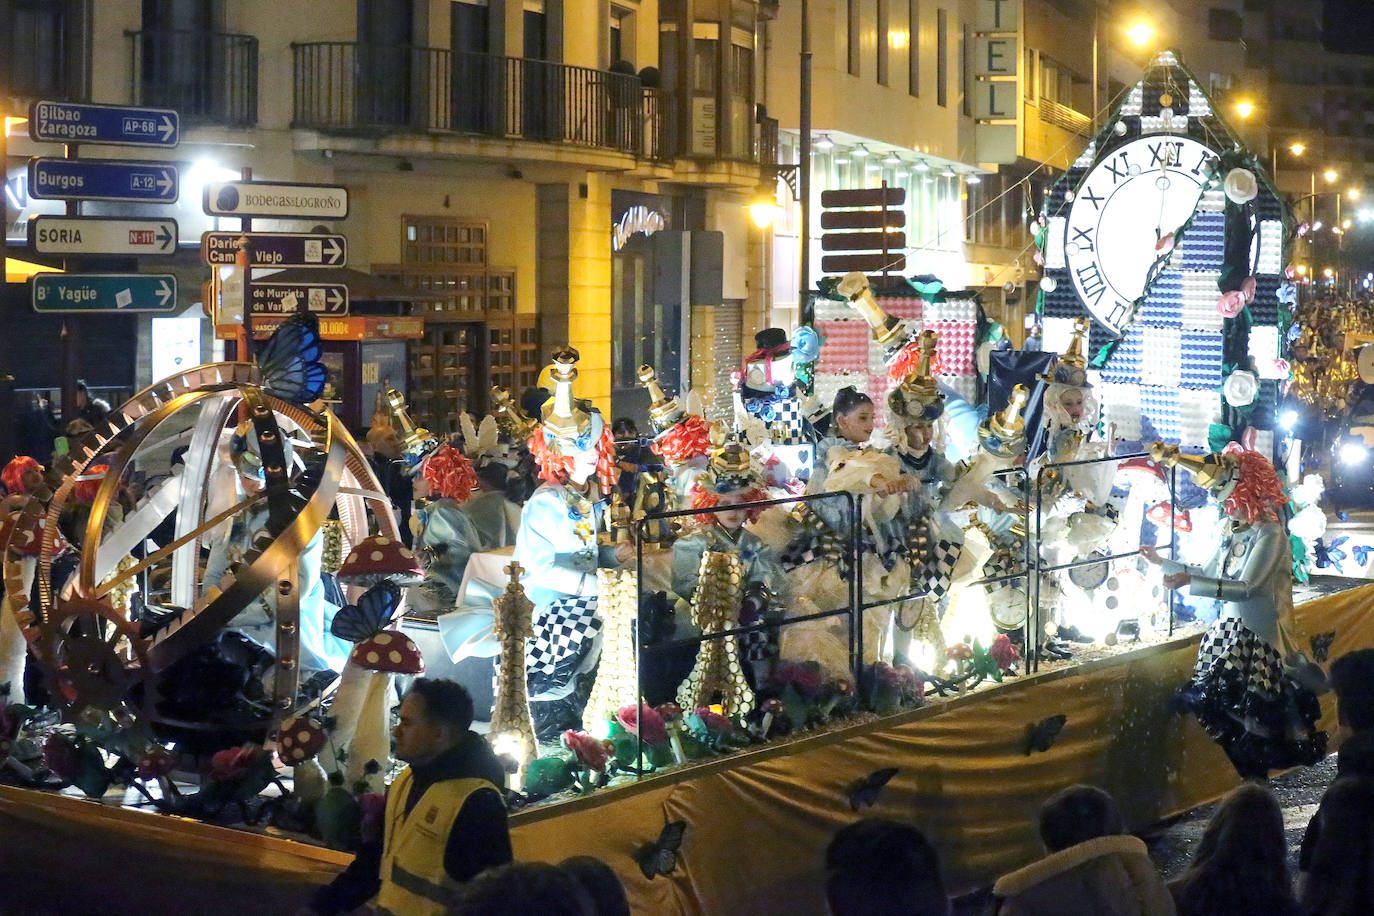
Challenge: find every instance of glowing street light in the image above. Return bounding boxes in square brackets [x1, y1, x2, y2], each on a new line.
[1234, 100, 1255, 119]
[1324, 268, 1335, 278]
[1125, 21, 1154, 47]
[1296, 265, 1308, 275]
[1350, 188, 1362, 201]
[749, 184, 780, 229]
[1290, 142, 1306, 157]
[1325, 169, 1339, 183]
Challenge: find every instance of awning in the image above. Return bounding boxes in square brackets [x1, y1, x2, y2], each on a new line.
[7, 258, 61, 283]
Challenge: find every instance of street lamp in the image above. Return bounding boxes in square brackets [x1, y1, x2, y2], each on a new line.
[1290, 142, 1306, 157]
[1350, 188, 1361, 201]
[1125, 21, 1154, 46]
[1325, 169, 1339, 183]
[1234, 100, 1255, 119]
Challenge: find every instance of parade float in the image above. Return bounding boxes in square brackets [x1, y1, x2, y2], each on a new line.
[1, 51, 1370, 916]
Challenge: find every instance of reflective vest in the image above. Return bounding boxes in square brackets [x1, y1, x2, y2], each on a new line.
[374, 766, 500, 916]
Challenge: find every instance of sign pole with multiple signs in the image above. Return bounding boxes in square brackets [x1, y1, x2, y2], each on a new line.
[26, 100, 183, 418]
[820, 184, 907, 281]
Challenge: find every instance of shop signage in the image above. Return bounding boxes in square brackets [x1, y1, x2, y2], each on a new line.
[202, 231, 347, 268]
[29, 216, 178, 255]
[612, 206, 666, 251]
[28, 100, 179, 147]
[32, 273, 178, 313]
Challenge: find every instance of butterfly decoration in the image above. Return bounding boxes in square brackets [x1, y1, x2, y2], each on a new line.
[848, 767, 899, 811]
[329, 579, 403, 643]
[1353, 545, 1374, 568]
[256, 312, 328, 404]
[1310, 631, 1336, 663]
[1314, 537, 1348, 572]
[1025, 714, 1067, 756]
[634, 820, 687, 880]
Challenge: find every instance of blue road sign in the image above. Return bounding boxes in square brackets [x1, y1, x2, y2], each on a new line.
[28, 100, 179, 147]
[28, 158, 178, 204]
[32, 274, 179, 313]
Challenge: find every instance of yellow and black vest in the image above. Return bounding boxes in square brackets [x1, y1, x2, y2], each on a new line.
[373, 766, 501, 916]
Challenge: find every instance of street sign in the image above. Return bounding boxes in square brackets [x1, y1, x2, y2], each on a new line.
[28, 158, 178, 203]
[32, 274, 179, 313]
[820, 254, 907, 273]
[203, 181, 349, 220]
[201, 231, 347, 268]
[248, 283, 349, 316]
[28, 100, 179, 148]
[29, 216, 178, 256]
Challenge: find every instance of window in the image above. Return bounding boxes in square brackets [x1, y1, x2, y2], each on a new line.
[877, 0, 890, 85]
[609, 5, 635, 66]
[1207, 8, 1242, 41]
[659, 22, 678, 89]
[402, 217, 487, 266]
[848, 0, 860, 76]
[693, 22, 719, 93]
[728, 27, 754, 159]
[936, 7, 947, 107]
[908, 0, 919, 96]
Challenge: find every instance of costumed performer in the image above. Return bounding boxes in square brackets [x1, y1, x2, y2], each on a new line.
[1141, 441, 1327, 778]
[733, 327, 820, 489]
[513, 348, 625, 738]
[640, 364, 713, 522]
[671, 434, 785, 689]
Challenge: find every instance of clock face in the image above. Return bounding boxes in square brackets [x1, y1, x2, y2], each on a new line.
[1064, 135, 1214, 334]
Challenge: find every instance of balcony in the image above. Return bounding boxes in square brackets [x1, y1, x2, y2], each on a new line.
[291, 42, 674, 162]
[1035, 98, 1092, 136]
[126, 30, 259, 128]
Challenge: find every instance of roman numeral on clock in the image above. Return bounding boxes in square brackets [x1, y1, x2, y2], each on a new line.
[1105, 299, 1132, 328]
[1071, 226, 1095, 252]
[1075, 262, 1107, 304]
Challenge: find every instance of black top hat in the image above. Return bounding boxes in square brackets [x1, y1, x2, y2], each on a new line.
[753, 328, 789, 352]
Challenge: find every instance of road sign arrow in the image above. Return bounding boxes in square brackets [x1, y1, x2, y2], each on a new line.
[323, 238, 343, 265]
[156, 279, 173, 308]
[157, 224, 174, 251]
[158, 115, 175, 143]
[156, 170, 174, 196]
[328, 289, 345, 309]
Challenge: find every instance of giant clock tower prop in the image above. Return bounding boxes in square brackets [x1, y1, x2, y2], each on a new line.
[1039, 51, 1293, 454]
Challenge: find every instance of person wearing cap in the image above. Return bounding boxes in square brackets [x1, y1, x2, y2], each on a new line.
[734, 327, 819, 488]
[1141, 441, 1327, 778]
[514, 348, 627, 738]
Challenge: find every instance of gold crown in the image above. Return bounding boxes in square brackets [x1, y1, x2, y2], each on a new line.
[837, 271, 906, 348]
[1149, 442, 1239, 493]
[638, 364, 686, 432]
[705, 427, 757, 493]
[540, 348, 599, 449]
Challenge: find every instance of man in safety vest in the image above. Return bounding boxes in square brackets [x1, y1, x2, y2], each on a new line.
[303, 678, 512, 916]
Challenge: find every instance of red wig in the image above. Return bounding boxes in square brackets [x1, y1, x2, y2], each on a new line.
[650, 415, 713, 467]
[528, 422, 618, 492]
[1219, 444, 1289, 524]
[74, 465, 110, 504]
[421, 445, 478, 503]
[2, 456, 42, 496]
[886, 338, 942, 387]
[688, 481, 769, 526]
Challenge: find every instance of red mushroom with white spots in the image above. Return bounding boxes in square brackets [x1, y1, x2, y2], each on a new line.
[350, 629, 425, 675]
[276, 716, 328, 766]
[337, 534, 423, 587]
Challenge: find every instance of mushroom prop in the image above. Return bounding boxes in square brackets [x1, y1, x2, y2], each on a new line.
[350, 630, 425, 674]
[277, 716, 330, 805]
[337, 535, 424, 587]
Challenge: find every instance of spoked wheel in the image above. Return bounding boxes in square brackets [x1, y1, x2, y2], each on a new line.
[37, 596, 151, 719]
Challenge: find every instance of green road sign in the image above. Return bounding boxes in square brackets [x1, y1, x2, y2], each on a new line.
[32, 273, 178, 313]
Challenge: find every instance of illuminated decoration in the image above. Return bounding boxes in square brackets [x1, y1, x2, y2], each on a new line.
[1040, 50, 1290, 451]
[612, 205, 666, 251]
[676, 550, 755, 716]
[583, 497, 640, 733]
[489, 562, 537, 784]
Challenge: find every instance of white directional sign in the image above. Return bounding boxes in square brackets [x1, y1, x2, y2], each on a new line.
[29, 216, 178, 256]
[203, 180, 349, 220]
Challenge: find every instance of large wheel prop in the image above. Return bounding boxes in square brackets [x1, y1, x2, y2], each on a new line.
[1, 362, 400, 736]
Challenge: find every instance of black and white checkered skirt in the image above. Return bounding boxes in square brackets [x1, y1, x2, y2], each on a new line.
[525, 594, 603, 702]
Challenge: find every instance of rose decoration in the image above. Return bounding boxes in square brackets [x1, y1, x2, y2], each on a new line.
[42, 734, 78, 782]
[1155, 232, 1176, 255]
[1223, 369, 1259, 408]
[691, 708, 735, 735]
[561, 729, 611, 771]
[990, 634, 1021, 672]
[946, 643, 974, 662]
[209, 745, 262, 782]
[421, 445, 478, 503]
[1223, 167, 1258, 204]
[616, 703, 668, 747]
[790, 325, 821, 364]
[135, 748, 176, 780]
[1277, 282, 1297, 306]
[1273, 358, 1291, 378]
[1216, 290, 1247, 318]
[1033, 249, 1044, 267]
[771, 660, 824, 697]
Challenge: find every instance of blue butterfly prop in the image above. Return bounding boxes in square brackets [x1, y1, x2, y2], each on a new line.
[330, 579, 403, 643]
[257, 312, 328, 404]
[1314, 536, 1348, 572]
[1353, 545, 1374, 568]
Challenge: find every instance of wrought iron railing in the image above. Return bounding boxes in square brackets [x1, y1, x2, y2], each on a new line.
[291, 42, 673, 161]
[126, 30, 259, 128]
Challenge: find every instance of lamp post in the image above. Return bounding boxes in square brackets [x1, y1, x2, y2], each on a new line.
[799, 0, 812, 326]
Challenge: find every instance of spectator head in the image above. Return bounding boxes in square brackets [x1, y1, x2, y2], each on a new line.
[456, 862, 595, 916]
[1038, 785, 1124, 853]
[1300, 777, 1374, 916]
[1338, 729, 1374, 779]
[366, 425, 402, 460]
[825, 818, 950, 916]
[393, 678, 474, 765]
[611, 417, 638, 440]
[1172, 782, 1295, 915]
[1330, 649, 1374, 732]
[559, 856, 630, 916]
[2, 456, 44, 496]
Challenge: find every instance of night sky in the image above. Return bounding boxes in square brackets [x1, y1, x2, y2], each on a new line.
[1323, 0, 1374, 54]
